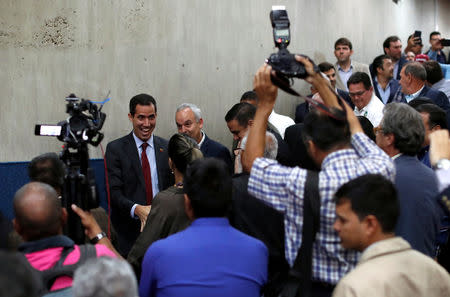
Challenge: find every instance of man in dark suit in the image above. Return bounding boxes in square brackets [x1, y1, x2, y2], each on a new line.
[376, 103, 440, 257]
[372, 54, 401, 104]
[105, 94, 173, 256]
[394, 62, 450, 111]
[175, 103, 232, 170]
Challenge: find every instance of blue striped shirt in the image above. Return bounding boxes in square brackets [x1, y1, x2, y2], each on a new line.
[248, 133, 395, 284]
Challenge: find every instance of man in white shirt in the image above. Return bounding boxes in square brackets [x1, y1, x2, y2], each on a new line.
[347, 72, 384, 127]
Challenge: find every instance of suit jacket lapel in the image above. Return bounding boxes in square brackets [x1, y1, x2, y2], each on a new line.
[153, 136, 165, 191]
[126, 132, 146, 189]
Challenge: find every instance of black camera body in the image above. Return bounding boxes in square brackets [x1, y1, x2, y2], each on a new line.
[266, 7, 318, 94]
[34, 93, 108, 243]
[267, 48, 309, 79]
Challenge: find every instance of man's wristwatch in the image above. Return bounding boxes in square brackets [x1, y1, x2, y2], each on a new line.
[434, 159, 450, 170]
[90, 232, 107, 244]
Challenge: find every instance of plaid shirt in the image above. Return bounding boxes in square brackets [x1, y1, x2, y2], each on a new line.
[248, 133, 395, 284]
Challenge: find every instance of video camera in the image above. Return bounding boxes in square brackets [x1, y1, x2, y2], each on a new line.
[266, 6, 319, 96]
[35, 93, 108, 244]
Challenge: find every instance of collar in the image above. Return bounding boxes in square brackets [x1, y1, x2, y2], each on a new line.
[391, 153, 403, 160]
[337, 63, 353, 72]
[198, 131, 206, 148]
[374, 76, 393, 87]
[405, 85, 425, 102]
[359, 237, 411, 264]
[133, 132, 154, 149]
[191, 217, 230, 227]
[18, 235, 74, 253]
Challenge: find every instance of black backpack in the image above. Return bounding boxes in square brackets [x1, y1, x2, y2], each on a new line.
[22, 244, 97, 297]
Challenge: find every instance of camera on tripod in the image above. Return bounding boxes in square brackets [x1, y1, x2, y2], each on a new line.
[34, 93, 108, 244]
[266, 6, 319, 95]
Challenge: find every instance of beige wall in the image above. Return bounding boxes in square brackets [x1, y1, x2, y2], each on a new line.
[1, 0, 449, 161]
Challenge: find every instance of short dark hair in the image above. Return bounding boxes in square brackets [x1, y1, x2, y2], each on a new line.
[429, 31, 441, 40]
[301, 110, 350, 152]
[372, 54, 392, 73]
[334, 37, 353, 50]
[416, 103, 448, 130]
[318, 62, 335, 73]
[240, 91, 258, 102]
[383, 36, 401, 53]
[224, 102, 256, 127]
[184, 158, 232, 218]
[335, 174, 399, 233]
[408, 96, 433, 109]
[129, 94, 157, 115]
[28, 153, 65, 191]
[168, 133, 203, 175]
[347, 72, 372, 90]
[357, 116, 376, 142]
[423, 60, 444, 85]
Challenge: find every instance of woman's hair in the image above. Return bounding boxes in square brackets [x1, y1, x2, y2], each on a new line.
[168, 133, 203, 175]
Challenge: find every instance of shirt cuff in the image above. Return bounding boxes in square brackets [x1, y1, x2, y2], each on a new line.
[436, 168, 450, 192]
[131, 204, 138, 219]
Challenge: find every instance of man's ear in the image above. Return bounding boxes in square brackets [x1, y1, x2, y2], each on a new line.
[198, 118, 204, 129]
[350, 49, 354, 56]
[61, 208, 68, 226]
[385, 133, 395, 147]
[307, 140, 316, 157]
[184, 194, 195, 221]
[248, 119, 254, 127]
[128, 113, 133, 122]
[13, 218, 22, 236]
[363, 214, 379, 237]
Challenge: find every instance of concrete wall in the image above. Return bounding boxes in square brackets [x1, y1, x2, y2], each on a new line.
[1, 0, 449, 162]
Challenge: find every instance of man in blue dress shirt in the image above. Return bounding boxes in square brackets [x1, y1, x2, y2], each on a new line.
[139, 158, 268, 297]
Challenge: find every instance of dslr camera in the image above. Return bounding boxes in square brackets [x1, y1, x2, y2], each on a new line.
[266, 6, 318, 95]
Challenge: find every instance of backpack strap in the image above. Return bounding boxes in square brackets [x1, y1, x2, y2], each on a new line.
[42, 244, 97, 290]
[289, 170, 320, 297]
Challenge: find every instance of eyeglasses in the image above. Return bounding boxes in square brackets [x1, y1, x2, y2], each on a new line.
[373, 126, 383, 135]
[349, 89, 368, 98]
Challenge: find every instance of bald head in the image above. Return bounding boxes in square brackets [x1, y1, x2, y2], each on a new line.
[13, 182, 64, 241]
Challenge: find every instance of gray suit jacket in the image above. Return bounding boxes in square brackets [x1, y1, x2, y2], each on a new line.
[334, 60, 372, 91]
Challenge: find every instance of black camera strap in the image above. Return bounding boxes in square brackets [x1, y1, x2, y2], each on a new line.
[279, 170, 320, 297]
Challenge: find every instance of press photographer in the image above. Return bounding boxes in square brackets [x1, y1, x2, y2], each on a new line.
[242, 10, 395, 294]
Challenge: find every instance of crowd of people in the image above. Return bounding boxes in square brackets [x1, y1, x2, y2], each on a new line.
[1, 32, 450, 297]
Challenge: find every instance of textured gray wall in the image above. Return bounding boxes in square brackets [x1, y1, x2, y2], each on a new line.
[1, 0, 449, 161]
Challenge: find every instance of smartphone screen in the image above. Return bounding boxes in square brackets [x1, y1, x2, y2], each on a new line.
[35, 124, 62, 136]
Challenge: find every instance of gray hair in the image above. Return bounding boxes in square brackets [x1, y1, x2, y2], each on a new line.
[73, 257, 138, 297]
[381, 103, 425, 155]
[404, 62, 427, 81]
[176, 103, 202, 122]
[241, 131, 278, 160]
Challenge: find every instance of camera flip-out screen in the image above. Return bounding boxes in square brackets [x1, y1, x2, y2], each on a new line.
[35, 124, 62, 136]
